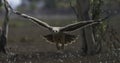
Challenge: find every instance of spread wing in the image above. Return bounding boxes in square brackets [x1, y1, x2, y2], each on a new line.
[60, 17, 109, 32]
[5, 0, 52, 30]
[13, 11, 52, 30]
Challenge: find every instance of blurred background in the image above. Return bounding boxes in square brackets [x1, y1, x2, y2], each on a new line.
[0, 0, 120, 53]
[0, 0, 120, 63]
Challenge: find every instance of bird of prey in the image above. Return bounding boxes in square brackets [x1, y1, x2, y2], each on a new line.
[0, 0, 10, 54]
[5, 0, 108, 50]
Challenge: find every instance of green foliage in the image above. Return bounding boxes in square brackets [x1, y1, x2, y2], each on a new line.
[91, 0, 103, 19]
[27, 0, 37, 10]
[44, 0, 76, 9]
[90, 0, 107, 42]
[56, 0, 76, 8]
[44, 0, 56, 9]
[0, 0, 3, 8]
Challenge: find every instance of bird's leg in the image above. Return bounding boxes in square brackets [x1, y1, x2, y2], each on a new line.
[56, 42, 61, 50]
[61, 34, 65, 50]
[53, 34, 60, 50]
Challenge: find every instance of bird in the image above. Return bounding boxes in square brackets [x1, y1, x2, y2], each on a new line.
[11, 11, 107, 50]
[5, 0, 108, 50]
[0, 0, 10, 54]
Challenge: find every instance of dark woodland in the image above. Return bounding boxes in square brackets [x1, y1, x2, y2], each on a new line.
[0, 0, 120, 63]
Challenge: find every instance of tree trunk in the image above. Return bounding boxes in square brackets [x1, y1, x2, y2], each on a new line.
[76, 0, 96, 55]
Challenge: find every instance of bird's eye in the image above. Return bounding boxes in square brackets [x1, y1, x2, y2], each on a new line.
[55, 30, 57, 32]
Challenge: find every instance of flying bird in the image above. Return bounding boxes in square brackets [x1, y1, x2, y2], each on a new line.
[11, 11, 107, 50]
[5, 0, 108, 50]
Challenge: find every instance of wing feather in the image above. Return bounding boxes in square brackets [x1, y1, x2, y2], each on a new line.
[13, 11, 52, 30]
[60, 17, 109, 32]
[5, 0, 52, 30]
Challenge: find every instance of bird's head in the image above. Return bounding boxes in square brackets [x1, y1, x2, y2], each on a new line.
[52, 27, 60, 33]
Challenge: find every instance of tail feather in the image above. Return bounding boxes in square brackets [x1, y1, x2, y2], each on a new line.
[43, 33, 79, 46]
